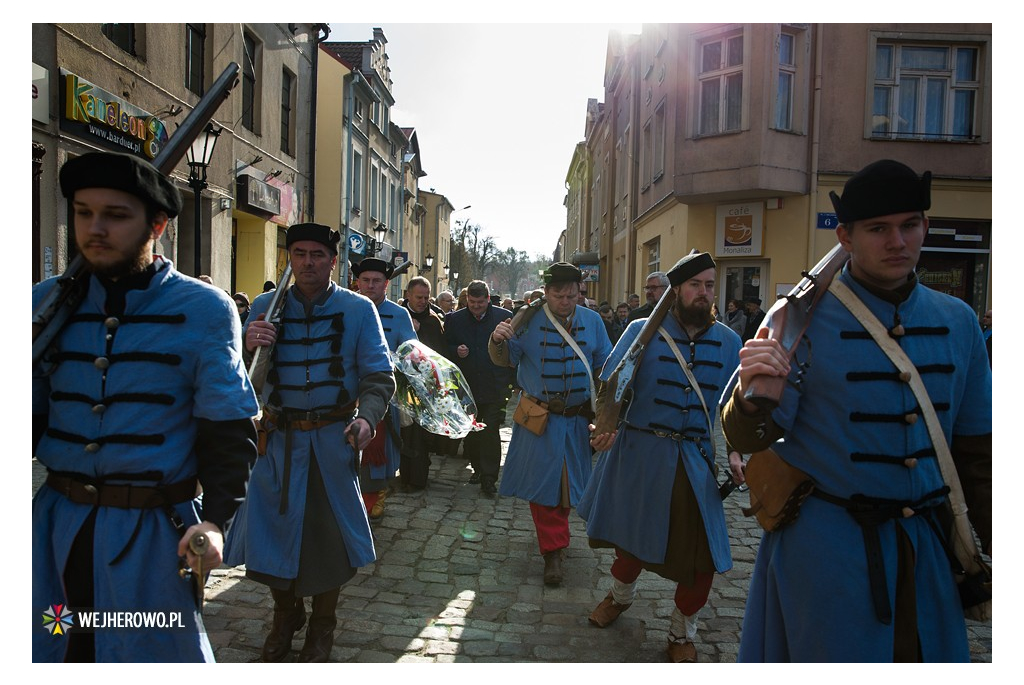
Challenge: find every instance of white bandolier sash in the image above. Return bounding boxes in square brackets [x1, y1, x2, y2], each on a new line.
[658, 326, 717, 466]
[542, 304, 597, 413]
[828, 277, 991, 621]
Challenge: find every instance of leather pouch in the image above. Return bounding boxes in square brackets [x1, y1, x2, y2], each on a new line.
[513, 393, 549, 436]
[743, 448, 814, 531]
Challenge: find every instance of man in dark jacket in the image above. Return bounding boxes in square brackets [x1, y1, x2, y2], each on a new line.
[628, 272, 669, 322]
[443, 280, 514, 495]
[400, 277, 448, 490]
[741, 297, 766, 342]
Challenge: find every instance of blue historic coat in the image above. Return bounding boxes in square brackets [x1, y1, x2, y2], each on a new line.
[578, 316, 741, 572]
[224, 283, 392, 577]
[32, 258, 258, 662]
[374, 298, 417, 479]
[727, 266, 992, 662]
[498, 305, 612, 505]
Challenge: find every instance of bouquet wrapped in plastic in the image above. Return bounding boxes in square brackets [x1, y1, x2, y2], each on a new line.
[392, 339, 486, 438]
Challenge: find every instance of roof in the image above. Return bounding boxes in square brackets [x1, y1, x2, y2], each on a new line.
[321, 42, 365, 71]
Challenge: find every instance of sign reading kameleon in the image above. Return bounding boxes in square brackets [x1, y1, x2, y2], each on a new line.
[715, 202, 764, 257]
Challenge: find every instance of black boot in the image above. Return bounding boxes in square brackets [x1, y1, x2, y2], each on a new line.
[262, 589, 306, 662]
[298, 587, 340, 662]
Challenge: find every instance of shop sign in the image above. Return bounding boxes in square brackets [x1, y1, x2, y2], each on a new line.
[58, 69, 169, 160]
[715, 203, 764, 257]
[236, 175, 281, 215]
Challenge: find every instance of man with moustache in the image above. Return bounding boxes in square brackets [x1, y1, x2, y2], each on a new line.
[628, 272, 670, 322]
[33, 152, 259, 662]
[228, 223, 394, 662]
[721, 160, 991, 661]
[489, 263, 612, 585]
[400, 276, 447, 490]
[579, 251, 743, 663]
[436, 290, 456, 315]
[352, 258, 417, 519]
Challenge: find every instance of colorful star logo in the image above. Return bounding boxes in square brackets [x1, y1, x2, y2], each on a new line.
[42, 604, 74, 636]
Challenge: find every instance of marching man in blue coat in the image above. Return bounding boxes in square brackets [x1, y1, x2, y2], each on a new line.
[579, 251, 743, 663]
[351, 257, 417, 519]
[721, 160, 992, 661]
[32, 152, 259, 662]
[227, 224, 395, 662]
[489, 262, 612, 586]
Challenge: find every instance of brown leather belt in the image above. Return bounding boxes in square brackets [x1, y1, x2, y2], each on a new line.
[524, 394, 594, 420]
[262, 401, 358, 432]
[46, 472, 197, 509]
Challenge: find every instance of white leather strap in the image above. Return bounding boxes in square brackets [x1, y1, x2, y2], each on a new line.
[658, 325, 716, 464]
[542, 304, 597, 413]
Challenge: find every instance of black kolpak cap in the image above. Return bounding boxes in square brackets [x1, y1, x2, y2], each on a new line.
[667, 250, 716, 287]
[351, 257, 394, 279]
[60, 151, 183, 218]
[830, 159, 931, 224]
[745, 296, 762, 306]
[542, 262, 582, 285]
[286, 223, 341, 254]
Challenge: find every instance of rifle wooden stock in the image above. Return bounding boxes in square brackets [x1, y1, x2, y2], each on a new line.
[743, 243, 849, 410]
[591, 288, 677, 436]
[487, 296, 546, 367]
[391, 260, 414, 278]
[32, 63, 241, 365]
[248, 263, 293, 396]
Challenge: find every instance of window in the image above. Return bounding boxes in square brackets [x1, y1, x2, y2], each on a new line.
[370, 165, 379, 220]
[646, 238, 661, 274]
[653, 102, 665, 179]
[775, 32, 796, 131]
[354, 99, 364, 120]
[102, 24, 135, 56]
[872, 40, 981, 141]
[281, 69, 294, 155]
[185, 24, 206, 96]
[352, 152, 362, 211]
[698, 30, 744, 136]
[242, 32, 259, 133]
[641, 120, 652, 190]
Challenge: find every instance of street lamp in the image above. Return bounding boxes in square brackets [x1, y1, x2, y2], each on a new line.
[367, 221, 388, 255]
[443, 264, 450, 279]
[185, 123, 221, 276]
[422, 253, 433, 272]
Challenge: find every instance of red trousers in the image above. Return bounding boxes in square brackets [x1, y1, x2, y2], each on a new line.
[529, 502, 570, 555]
[611, 548, 714, 615]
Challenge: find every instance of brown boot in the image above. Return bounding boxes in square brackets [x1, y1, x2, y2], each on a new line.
[667, 638, 697, 663]
[298, 588, 339, 663]
[543, 549, 564, 586]
[589, 591, 632, 628]
[262, 590, 306, 662]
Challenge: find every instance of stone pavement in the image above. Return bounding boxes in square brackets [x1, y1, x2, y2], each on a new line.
[31, 414, 992, 663]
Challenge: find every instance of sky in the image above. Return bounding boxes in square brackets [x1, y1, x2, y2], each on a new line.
[326, 22, 640, 260]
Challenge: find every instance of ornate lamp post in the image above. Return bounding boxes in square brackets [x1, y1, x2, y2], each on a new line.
[185, 123, 221, 276]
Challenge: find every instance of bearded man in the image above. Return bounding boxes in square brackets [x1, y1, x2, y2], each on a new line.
[579, 251, 743, 663]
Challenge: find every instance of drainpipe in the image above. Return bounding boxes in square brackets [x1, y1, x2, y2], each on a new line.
[806, 24, 824, 270]
[341, 71, 361, 286]
[307, 23, 330, 220]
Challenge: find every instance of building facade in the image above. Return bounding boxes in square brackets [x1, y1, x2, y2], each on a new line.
[567, 23, 992, 316]
[33, 23, 325, 298]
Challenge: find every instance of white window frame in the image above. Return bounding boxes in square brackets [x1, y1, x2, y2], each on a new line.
[695, 25, 747, 137]
[867, 31, 988, 142]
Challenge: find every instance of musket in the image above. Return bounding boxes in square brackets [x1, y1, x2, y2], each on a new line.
[486, 295, 546, 367]
[590, 286, 677, 436]
[32, 62, 241, 365]
[247, 263, 293, 396]
[742, 242, 849, 410]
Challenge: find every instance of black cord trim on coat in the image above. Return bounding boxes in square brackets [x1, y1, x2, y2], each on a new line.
[46, 428, 165, 445]
[540, 372, 588, 379]
[273, 379, 347, 391]
[50, 391, 175, 406]
[850, 448, 936, 464]
[68, 313, 187, 325]
[48, 351, 182, 366]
